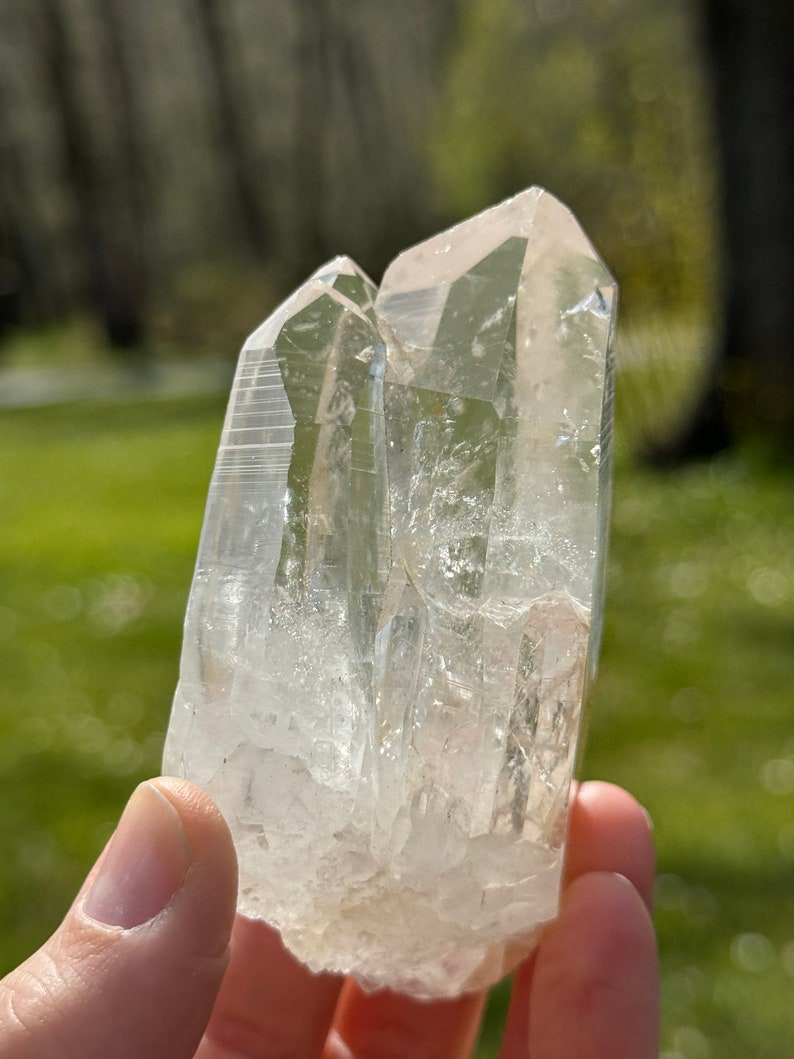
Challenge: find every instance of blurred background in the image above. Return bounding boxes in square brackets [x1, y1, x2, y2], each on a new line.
[1, 0, 792, 1055]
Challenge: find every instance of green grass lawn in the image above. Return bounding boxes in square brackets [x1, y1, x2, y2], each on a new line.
[1, 384, 793, 1057]
[0, 394, 225, 964]
[588, 450, 794, 1059]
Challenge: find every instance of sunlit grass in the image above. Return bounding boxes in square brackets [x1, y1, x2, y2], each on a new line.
[589, 449, 794, 1059]
[1, 352, 793, 1056]
[0, 393, 226, 965]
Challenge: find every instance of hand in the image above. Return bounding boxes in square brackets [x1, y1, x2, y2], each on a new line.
[0, 778, 657, 1058]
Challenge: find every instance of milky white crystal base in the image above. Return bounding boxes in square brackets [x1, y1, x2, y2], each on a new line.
[164, 187, 616, 997]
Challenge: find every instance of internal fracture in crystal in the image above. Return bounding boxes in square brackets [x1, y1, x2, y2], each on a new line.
[163, 187, 616, 997]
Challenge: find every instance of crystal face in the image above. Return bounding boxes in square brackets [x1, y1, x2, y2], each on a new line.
[163, 187, 616, 997]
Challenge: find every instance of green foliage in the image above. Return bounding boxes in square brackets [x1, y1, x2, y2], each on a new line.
[150, 260, 288, 361]
[0, 317, 109, 370]
[2, 376, 794, 1056]
[430, 0, 719, 321]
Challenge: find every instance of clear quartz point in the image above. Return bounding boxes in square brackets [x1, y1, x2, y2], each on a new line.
[164, 187, 616, 997]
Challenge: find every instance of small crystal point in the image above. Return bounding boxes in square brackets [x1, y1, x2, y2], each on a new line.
[164, 187, 616, 997]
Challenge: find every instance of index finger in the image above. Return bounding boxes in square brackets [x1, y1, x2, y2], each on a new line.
[564, 780, 655, 909]
[498, 780, 657, 1059]
[195, 915, 343, 1059]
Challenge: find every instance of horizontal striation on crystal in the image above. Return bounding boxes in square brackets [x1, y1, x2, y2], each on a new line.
[164, 187, 616, 997]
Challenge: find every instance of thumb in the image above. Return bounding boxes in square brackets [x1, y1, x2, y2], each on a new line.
[0, 778, 238, 1059]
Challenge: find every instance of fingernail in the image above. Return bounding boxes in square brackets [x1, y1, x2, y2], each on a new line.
[84, 782, 192, 928]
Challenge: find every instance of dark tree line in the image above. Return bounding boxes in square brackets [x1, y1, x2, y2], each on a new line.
[34, 0, 147, 349]
[0, 0, 459, 348]
[1, 0, 792, 448]
[194, 0, 271, 260]
[658, 0, 794, 456]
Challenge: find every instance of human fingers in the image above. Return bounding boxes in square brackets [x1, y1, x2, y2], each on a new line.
[195, 915, 343, 1059]
[564, 780, 655, 908]
[324, 782, 656, 1059]
[0, 778, 237, 1059]
[499, 780, 657, 1059]
[527, 871, 658, 1058]
[323, 980, 485, 1059]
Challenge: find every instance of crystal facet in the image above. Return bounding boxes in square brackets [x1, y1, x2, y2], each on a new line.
[164, 187, 616, 997]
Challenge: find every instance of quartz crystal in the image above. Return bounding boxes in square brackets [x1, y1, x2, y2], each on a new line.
[164, 187, 616, 997]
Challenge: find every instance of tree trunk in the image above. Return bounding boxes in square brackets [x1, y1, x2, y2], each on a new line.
[0, 65, 53, 330]
[663, 0, 794, 458]
[36, 0, 145, 350]
[93, 0, 149, 348]
[290, 0, 333, 274]
[193, 0, 269, 259]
